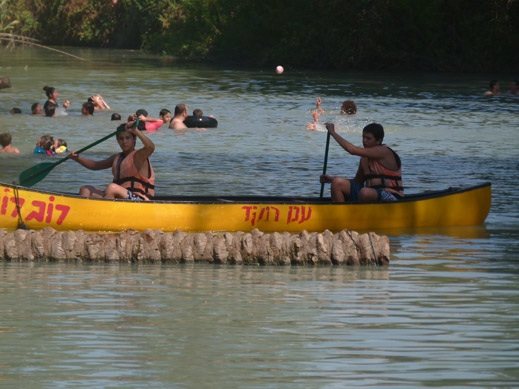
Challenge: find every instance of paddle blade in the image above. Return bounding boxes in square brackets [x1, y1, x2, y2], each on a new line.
[18, 162, 58, 187]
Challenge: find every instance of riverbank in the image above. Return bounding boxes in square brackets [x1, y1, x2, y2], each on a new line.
[0, 228, 389, 265]
[2, 2, 516, 72]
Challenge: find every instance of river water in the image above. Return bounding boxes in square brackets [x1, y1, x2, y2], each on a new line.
[0, 48, 518, 387]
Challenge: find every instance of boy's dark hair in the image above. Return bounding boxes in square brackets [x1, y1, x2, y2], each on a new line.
[82, 101, 95, 115]
[116, 123, 137, 138]
[31, 102, 40, 114]
[363, 123, 384, 142]
[159, 108, 171, 117]
[341, 100, 357, 115]
[111, 113, 122, 121]
[0, 132, 12, 147]
[174, 103, 187, 116]
[135, 109, 148, 117]
[41, 134, 54, 150]
[192, 108, 203, 118]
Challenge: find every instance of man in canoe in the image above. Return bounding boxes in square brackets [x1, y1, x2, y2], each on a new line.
[69, 122, 155, 200]
[320, 122, 403, 203]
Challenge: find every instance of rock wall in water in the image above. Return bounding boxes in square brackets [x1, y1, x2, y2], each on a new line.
[0, 228, 390, 265]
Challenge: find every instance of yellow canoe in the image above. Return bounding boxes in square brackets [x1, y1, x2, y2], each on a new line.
[0, 181, 491, 233]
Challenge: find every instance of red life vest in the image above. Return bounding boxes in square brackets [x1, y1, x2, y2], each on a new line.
[364, 147, 404, 196]
[112, 150, 155, 199]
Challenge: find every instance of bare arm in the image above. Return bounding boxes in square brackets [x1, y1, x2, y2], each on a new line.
[129, 127, 155, 172]
[130, 114, 163, 123]
[69, 152, 116, 170]
[325, 123, 387, 160]
[128, 115, 164, 132]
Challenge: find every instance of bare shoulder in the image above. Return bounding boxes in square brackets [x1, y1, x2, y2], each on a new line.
[171, 118, 187, 129]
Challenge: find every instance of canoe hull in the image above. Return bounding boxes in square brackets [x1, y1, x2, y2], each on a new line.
[0, 182, 491, 232]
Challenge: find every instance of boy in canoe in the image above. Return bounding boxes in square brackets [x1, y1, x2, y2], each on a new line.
[320, 122, 403, 203]
[70, 122, 155, 200]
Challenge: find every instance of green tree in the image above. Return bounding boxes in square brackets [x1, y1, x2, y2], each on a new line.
[1, 0, 517, 72]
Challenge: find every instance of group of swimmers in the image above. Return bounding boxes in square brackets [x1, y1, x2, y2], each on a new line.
[0, 133, 68, 157]
[307, 97, 357, 130]
[7, 87, 111, 117]
[109, 104, 216, 132]
[40, 86, 111, 116]
[10, 84, 216, 132]
[37, 85, 216, 131]
[34, 134, 68, 156]
[484, 80, 518, 97]
[1, 90, 216, 158]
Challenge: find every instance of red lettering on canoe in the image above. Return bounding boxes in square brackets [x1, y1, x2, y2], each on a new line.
[0, 191, 70, 226]
[242, 205, 312, 226]
[287, 206, 312, 224]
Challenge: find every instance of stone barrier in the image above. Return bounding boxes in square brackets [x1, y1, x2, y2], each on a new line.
[0, 228, 390, 265]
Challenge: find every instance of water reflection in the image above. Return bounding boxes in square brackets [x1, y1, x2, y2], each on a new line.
[1, 262, 518, 387]
[1, 263, 392, 387]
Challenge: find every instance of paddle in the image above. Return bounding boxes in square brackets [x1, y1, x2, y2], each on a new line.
[19, 130, 118, 187]
[320, 130, 331, 198]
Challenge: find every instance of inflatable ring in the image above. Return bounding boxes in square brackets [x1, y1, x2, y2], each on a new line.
[184, 115, 218, 128]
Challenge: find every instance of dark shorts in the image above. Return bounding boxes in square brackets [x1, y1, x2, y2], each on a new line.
[348, 179, 363, 202]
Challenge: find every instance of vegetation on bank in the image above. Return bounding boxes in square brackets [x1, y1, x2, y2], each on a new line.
[1, 0, 517, 72]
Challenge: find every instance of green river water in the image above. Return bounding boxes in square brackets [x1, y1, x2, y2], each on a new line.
[0, 47, 518, 388]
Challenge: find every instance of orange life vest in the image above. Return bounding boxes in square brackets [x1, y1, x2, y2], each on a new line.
[364, 147, 404, 196]
[112, 150, 155, 199]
